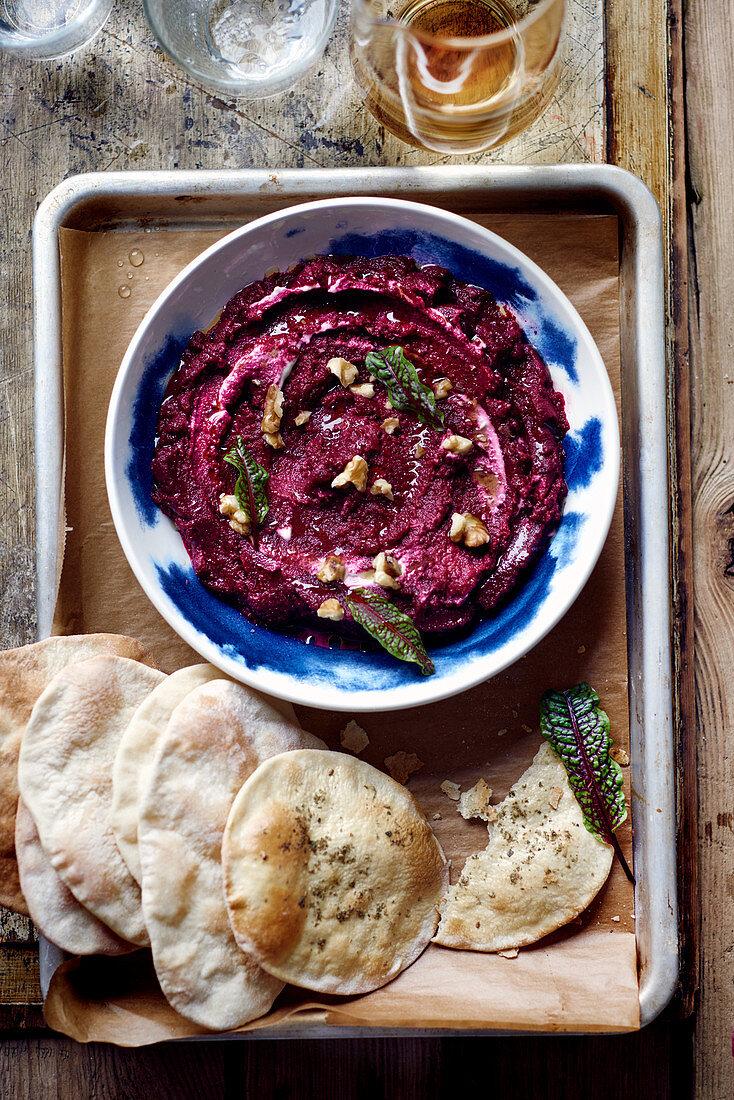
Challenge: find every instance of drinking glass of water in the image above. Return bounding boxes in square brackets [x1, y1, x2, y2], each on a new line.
[144, 0, 339, 99]
[351, 0, 566, 153]
[0, 0, 113, 57]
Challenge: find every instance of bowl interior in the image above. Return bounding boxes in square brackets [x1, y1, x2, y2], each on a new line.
[106, 198, 620, 711]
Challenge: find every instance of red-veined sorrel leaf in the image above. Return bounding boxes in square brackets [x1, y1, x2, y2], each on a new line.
[364, 345, 444, 430]
[346, 588, 435, 675]
[539, 682, 634, 883]
[222, 436, 269, 544]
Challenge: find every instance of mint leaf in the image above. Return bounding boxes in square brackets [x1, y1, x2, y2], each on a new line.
[539, 682, 634, 883]
[364, 346, 444, 430]
[222, 436, 269, 539]
[346, 588, 435, 675]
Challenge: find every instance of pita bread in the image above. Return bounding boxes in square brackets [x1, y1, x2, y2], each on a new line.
[0, 634, 158, 915]
[433, 742, 614, 952]
[138, 680, 320, 1030]
[18, 655, 165, 946]
[222, 749, 448, 996]
[15, 798, 134, 956]
[111, 664, 228, 884]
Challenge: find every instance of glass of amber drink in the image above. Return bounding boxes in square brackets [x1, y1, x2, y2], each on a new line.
[350, 0, 566, 154]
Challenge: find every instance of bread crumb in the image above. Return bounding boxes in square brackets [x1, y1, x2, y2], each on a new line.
[610, 745, 631, 767]
[440, 780, 461, 801]
[521, 723, 533, 734]
[458, 778, 496, 822]
[432, 813, 442, 821]
[497, 728, 507, 737]
[497, 948, 518, 959]
[611, 915, 620, 922]
[384, 751, 424, 785]
[577, 644, 586, 654]
[548, 786, 563, 810]
[339, 720, 369, 755]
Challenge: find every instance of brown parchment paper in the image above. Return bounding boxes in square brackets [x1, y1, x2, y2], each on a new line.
[49, 213, 639, 1041]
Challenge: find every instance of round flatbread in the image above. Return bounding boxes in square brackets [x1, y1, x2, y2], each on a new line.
[222, 749, 449, 996]
[0, 634, 158, 915]
[18, 655, 165, 946]
[111, 664, 229, 885]
[433, 742, 615, 952]
[138, 680, 322, 1030]
[15, 798, 134, 957]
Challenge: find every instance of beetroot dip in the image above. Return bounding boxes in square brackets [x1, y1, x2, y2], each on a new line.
[151, 254, 568, 640]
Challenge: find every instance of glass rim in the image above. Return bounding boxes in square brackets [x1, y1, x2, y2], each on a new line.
[142, 0, 339, 97]
[352, 0, 564, 50]
[0, 0, 113, 58]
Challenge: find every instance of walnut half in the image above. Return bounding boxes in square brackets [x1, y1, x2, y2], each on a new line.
[442, 433, 473, 455]
[317, 598, 344, 621]
[317, 555, 346, 583]
[449, 512, 490, 548]
[219, 493, 251, 536]
[350, 382, 375, 398]
[327, 357, 358, 387]
[332, 455, 368, 492]
[370, 478, 394, 501]
[373, 551, 402, 589]
[261, 384, 284, 434]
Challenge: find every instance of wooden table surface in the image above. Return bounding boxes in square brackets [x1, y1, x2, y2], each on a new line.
[0, 0, 729, 1094]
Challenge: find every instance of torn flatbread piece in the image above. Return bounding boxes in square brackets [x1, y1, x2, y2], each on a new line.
[433, 742, 614, 952]
[223, 749, 448, 996]
[0, 634, 158, 915]
[111, 663, 228, 885]
[18, 656, 165, 946]
[15, 798, 134, 957]
[138, 680, 321, 1030]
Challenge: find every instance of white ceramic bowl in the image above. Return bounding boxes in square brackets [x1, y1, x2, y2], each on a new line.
[105, 197, 620, 712]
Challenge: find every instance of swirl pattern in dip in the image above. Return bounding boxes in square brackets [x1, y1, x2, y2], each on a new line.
[151, 255, 568, 639]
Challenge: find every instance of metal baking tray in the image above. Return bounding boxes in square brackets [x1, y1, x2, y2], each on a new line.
[32, 165, 677, 1033]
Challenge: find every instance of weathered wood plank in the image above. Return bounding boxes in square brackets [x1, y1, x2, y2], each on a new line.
[685, 0, 734, 1093]
[666, 0, 698, 1023]
[0, 1014, 694, 1099]
[605, 0, 699, 1024]
[604, 0, 670, 200]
